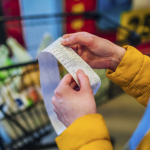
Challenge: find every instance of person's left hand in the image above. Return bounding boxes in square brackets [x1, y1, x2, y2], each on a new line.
[51, 69, 97, 127]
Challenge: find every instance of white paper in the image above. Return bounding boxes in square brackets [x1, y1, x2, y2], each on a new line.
[38, 37, 101, 135]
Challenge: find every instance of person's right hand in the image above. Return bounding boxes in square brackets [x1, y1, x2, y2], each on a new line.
[61, 32, 126, 72]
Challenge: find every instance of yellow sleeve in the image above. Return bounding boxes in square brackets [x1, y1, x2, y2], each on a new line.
[106, 45, 150, 107]
[55, 114, 113, 150]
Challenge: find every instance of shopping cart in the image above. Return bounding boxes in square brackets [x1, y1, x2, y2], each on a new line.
[0, 12, 140, 150]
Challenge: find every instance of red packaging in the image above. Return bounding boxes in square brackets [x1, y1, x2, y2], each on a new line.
[1, 0, 25, 47]
[64, 0, 97, 34]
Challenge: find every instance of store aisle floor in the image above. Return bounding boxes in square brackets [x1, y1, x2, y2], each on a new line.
[97, 93, 145, 150]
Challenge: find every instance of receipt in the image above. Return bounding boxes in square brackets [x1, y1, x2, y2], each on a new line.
[38, 37, 101, 135]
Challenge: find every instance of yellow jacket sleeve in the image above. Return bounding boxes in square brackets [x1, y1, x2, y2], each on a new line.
[56, 114, 113, 150]
[55, 45, 150, 150]
[107, 45, 150, 107]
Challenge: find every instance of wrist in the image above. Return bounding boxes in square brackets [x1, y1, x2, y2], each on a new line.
[110, 46, 126, 72]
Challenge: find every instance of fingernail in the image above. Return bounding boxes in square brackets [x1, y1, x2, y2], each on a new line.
[62, 38, 69, 44]
[78, 69, 84, 74]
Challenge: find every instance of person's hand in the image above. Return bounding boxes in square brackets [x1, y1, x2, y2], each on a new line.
[51, 69, 96, 127]
[61, 32, 126, 72]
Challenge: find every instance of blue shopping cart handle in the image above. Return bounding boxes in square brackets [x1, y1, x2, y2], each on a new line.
[124, 98, 150, 150]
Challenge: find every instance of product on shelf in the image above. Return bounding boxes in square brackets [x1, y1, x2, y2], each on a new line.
[118, 8, 150, 44]
[13, 93, 33, 109]
[6, 37, 32, 63]
[20, 63, 40, 90]
[0, 44, 15, 82]
[1, 86, 18, 113]
[0, 44, 14, 68]
[132, 0, 150, 10]
[36, 33, 53, 57]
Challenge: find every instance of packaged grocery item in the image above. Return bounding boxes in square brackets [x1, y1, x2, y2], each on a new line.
[7, 37, 32, 63]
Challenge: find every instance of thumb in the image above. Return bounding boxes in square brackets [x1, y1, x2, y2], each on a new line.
[61, 32, 93, 47]
[77, 69, 91, 91]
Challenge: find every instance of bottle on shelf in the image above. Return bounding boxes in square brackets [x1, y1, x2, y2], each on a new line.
[36, 33, 53, 57]
[6, 37, 32, 63]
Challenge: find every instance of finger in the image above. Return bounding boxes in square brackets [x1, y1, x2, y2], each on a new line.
[51, 96, 60, 107]
[70, 81, 78, 89]
[53, 107, 61, 121]
[56, 74, 74, 94]
[61, 32, 93, 47]
[71, 45, 78, 51]
[77, 69, 91, 92]
[62, 33, 76, 39]
[59, 74, 73, 87]
[54, 74, 74, 98]
[62, 35, 79, 52]
[72, 45, 84, 56]
[75, 87, 80, 91]
[53, 106, 58, 114]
